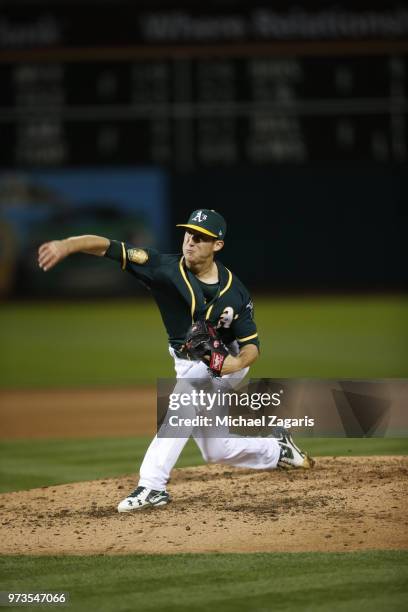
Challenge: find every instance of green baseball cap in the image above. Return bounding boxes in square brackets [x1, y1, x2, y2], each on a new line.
[177, 209, 227, 240]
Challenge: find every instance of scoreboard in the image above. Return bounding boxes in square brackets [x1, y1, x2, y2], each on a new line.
[1, 2, 407, 169]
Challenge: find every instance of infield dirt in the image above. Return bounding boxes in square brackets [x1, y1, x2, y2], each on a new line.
[1, 457, 407, 555]
[0, 387, 156, 439]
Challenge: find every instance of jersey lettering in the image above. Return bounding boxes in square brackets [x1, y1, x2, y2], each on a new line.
[217, 307, 234, 329]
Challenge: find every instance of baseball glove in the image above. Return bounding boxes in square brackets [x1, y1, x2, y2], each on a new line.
[184, 320, 229, 377]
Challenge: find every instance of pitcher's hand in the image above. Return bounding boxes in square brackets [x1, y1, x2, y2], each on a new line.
[38, 240, 69, 271]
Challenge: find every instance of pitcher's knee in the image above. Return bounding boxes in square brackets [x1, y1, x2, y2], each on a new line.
[202, 439, 233, 464]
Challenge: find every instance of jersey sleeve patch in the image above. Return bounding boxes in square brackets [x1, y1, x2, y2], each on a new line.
[127, 248, 149, 264]
[245, 299, 254, 320]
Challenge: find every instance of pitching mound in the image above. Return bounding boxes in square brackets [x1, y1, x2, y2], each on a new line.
[1, 456, 407, 555]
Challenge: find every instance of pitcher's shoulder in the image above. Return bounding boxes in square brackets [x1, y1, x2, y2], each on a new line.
[229, 270, 252, 300]
[159, 253, 183, 267]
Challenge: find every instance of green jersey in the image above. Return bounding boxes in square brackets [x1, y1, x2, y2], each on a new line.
[105, 240, 259, 351]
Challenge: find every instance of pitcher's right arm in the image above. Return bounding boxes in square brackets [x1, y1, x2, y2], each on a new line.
[38, 235, 110, 271]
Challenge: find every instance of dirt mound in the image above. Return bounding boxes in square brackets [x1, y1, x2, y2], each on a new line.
[1, 456, 407, 555]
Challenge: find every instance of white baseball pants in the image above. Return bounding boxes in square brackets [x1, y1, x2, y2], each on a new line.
[138, 348, 280, 491]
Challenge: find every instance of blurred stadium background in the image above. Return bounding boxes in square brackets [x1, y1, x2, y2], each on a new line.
[1, 0, 407, 471]
[0, 0, 407, 302]
[0, 1, 407, 609]
[0, 0, 406, 382]
[0, 0, 407, 467]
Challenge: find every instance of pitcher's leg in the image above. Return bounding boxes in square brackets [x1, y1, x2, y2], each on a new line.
[138, 375, 200, 490]
[118, 375, 197, 511]
[139, 435, 190, 491]
[195, 435, 280, 470]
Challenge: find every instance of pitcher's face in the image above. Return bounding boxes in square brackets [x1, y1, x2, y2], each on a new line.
[182, 231, 223, 266]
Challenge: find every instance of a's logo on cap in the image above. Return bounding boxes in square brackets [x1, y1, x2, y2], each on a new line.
[192, 210, 207, 223]
[219, 230, 223, 236]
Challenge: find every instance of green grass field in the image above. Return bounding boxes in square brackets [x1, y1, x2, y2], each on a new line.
[1, 551, 407, 612]
[1, 297, 407, 611]
[0, 437, 407, 494]
[1, 296, 407, 387]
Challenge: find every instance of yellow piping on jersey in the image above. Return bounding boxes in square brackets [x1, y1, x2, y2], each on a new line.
[205, 268, 232, 320]
[237, 333, 258, 343]
[205, 305, 214, 320]
[121, 242, 126, 271]
[179, 256, 196, 321]
[220, 268, 232, 296]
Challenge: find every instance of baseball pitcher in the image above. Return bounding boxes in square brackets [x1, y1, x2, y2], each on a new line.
[38, 209, 314, 512]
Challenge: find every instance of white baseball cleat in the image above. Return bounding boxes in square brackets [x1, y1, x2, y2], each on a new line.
[117, 486, 170, 512]
[275, 428, 315, 469]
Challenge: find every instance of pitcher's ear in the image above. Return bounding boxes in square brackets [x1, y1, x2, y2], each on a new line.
[213, 240, 224, 253]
